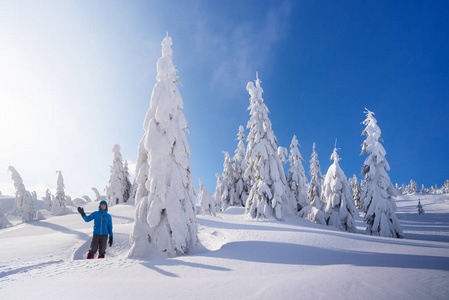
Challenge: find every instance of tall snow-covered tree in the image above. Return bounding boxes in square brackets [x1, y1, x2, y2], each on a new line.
[244, 74, 288, 220]
[8, 166, 34, 222]
[233, 125, 249, 207]
[106, 144, 127, 206]
[220, 151, 238, 210]
[52, 171, 66, 216]
[307, 142, 323, 209]
[43, 189, 52, 211]
[129, 34, 198, 258]
[321, 147, 357, 233]
[198, 178, 215, 215]
[349, 174, 362, 209]
[360, 109, 403, 238]
[287, 135, 308, 212]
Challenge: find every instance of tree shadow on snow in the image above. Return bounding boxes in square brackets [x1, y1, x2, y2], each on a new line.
[139, 258, 231, 278]
[198, 241, 449, 272]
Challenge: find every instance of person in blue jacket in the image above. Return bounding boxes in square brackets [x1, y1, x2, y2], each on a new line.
[77, 200, 113, 259]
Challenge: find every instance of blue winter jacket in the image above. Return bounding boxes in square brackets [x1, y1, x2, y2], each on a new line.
[82, 200, 113, 237]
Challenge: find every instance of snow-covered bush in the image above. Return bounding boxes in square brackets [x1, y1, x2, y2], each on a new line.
[360, 109, 403, 238]
[129, 34, 198, 258]
[8, 166, 34, 222]
[321, 147, 357, 233]
[298, 205, 326, 225]
[91, 187, 106, 202]
[244, 74, 288, 220]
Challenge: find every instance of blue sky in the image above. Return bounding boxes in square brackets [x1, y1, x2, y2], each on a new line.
[0, 0, 448, 198]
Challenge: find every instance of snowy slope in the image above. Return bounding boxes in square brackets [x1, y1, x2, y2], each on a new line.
[1, 195, 448, 300]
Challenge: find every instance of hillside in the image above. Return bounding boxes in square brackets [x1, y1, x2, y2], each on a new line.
[0, 194, 448, 299]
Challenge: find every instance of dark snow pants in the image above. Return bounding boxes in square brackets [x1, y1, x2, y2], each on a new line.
[88, 234, 108, 256]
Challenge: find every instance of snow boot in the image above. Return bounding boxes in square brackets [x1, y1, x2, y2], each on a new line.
[87, 253, 94, 259]
[98, 254, 105, 259]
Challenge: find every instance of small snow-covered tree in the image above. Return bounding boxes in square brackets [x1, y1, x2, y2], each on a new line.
[212, 173, 224, 211]
[244, 74, 288, 220]
[360, 109, 403, 238]
[287, 135, 308, 212]
[129, 34, 198, 259]
[0, 202, 10, 229]
[307, 142, 323, 209]
[198, 178, 215, 215]
[233, 125, 249, 207]
[8, 166, 34, 222]
[417, 199, 425, 215]
[123, 160, 132, 202]
[420, 184, 429, 195]
[51, 171, 66, 216]
[321, 147, 357, 233]
[106, 144, 127, 206]
[349, 174, 362, 209]
[220, 151, 238, 210]
[43, 189, 52, 211]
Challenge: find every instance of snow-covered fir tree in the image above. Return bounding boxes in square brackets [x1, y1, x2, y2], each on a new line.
[220, 151, 238, 211]
[106, 144, 128, 206]
[8, 166, 34, 222]
[321, 147, 357, 233]
[212, 173, 224, 211]
[123, 160, 132, 202]
[349, 174, 362, 209]
[287, 135, 308, 212]
[360, 109, 404, 238]
[307, 142, 323, 209]
[129, 34, 198, 258]
[233, 125, 249, 207]
[417, 199, 425, 215]
[198, 178, 215, 215]
[43, 189, 52, 211]
[244, 74, 288, 220]
[51, 171, 66, 216]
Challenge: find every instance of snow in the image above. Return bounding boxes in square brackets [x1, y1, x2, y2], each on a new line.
[1, 194, 448, 299]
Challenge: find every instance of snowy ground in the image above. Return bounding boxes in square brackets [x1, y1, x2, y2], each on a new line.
[1, 194, 448, 300]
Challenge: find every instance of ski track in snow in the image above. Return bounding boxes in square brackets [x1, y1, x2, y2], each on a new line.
[0, 195, 449, 299]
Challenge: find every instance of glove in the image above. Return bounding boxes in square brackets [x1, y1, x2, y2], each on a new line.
[109, 236, 113, 247]
[77, 207, 86, 217]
